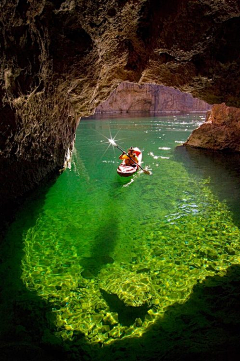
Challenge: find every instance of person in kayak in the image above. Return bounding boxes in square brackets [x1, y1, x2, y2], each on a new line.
[119, 147, 139, 166]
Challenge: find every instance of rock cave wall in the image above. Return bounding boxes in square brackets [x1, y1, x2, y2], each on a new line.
[1, 0, 240, 215]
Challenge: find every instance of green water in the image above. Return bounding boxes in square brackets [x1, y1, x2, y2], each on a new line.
[2, 114, 240, 352]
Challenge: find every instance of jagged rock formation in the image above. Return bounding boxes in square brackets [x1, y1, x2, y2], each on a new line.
[184, 103, 240, 152]
[95, 82, 211, 113]
[1, 0, 240, 214]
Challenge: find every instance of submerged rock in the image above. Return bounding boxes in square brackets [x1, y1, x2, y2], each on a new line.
[100, 268, 154, 307]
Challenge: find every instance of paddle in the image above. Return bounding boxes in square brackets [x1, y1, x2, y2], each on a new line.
[108, 139, 151, 175]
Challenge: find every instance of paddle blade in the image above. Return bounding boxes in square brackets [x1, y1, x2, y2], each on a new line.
[141, 165, 152, 175]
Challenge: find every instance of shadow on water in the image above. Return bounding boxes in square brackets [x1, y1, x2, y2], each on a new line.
[79, 171, 132, 279]
[80, 217, 118, 278]
[174, 146, 240, 227]
[0, 177, 66, 361]
[100, 289, 150, 327]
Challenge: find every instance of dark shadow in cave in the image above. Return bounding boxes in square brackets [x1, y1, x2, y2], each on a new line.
[59, 264, 240, 361]
[174, 145, 240, 227]
[95, 264, 240, 361]
[100, 288, 150, 327]
[0, 157, 62, 240]
[77, 139, 128, 279]
[80, 217, 118, 278]
[0, 175, 66, 361]
[79, 173, 123, 279]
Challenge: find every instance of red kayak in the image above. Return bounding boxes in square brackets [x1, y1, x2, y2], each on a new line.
[117, 147, 142, 177]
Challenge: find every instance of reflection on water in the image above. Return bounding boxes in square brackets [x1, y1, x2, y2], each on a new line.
[2, 114, 240, 349]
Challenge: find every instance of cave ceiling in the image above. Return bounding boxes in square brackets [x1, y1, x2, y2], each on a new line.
[1, 0, 240, 118]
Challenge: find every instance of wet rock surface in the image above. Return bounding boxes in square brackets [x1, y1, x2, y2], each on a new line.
[184, 103, 240, 152]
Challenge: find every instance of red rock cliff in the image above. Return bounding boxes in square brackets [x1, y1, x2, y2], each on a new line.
[184, 103, 240, 152]
[95, 82, 211, 113]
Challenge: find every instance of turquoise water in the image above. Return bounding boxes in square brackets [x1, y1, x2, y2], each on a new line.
[2, 114, 240, 351]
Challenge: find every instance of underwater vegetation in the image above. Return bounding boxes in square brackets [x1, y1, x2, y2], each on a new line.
[2, 115, 240, 360]
[21, 166, 240, 345]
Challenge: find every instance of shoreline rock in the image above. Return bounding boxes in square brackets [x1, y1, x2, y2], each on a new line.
[184, 104, 240, 152]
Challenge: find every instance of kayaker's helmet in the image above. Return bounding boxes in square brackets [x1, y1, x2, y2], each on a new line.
[128, 147, 134, 153]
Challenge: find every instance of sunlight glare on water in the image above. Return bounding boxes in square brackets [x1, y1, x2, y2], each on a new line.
[20, 114, 240, 344]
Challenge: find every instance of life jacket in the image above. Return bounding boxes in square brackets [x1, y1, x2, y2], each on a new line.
[120, 153, 138, 166]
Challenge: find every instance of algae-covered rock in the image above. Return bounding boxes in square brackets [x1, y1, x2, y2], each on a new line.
[100, 268, 154, 307]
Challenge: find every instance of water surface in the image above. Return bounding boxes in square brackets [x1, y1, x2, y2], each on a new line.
[2, 114, 240, 350]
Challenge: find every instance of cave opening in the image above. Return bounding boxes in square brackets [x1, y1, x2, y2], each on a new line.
[91, 82, 212, 116]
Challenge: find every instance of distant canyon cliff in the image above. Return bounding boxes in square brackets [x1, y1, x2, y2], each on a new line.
[95, 83, 211, 113]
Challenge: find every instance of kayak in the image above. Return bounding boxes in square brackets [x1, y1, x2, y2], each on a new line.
[117, 147, 142, 177]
